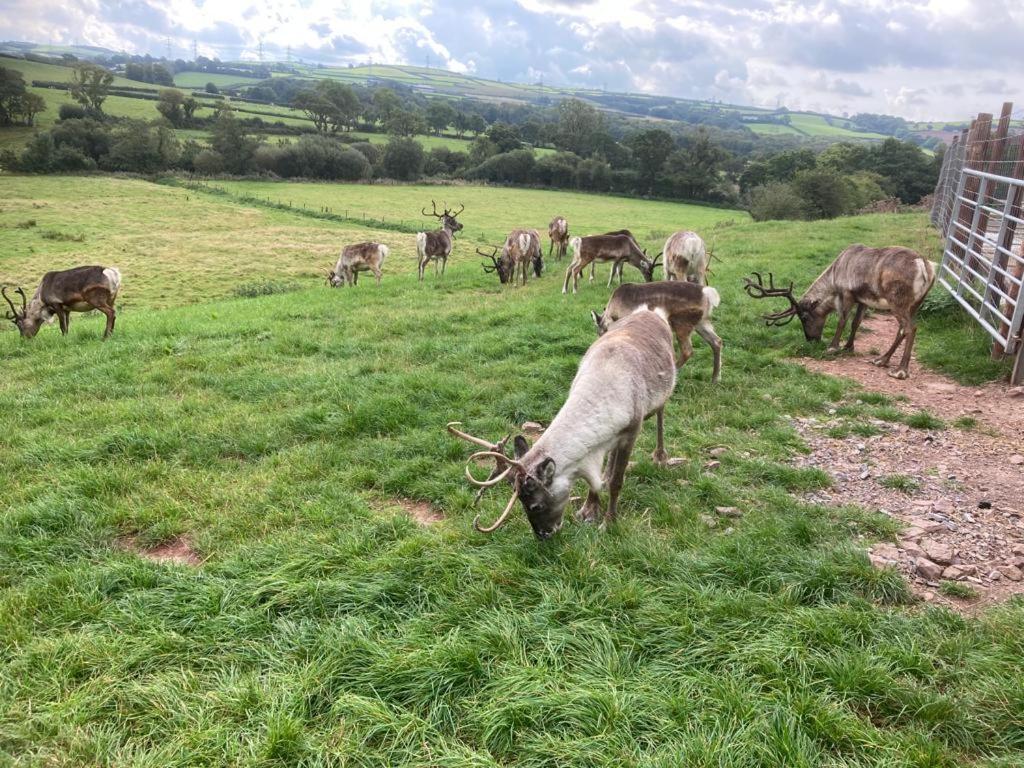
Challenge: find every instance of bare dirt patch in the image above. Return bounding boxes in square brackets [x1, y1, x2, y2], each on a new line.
[380, 498, 445, 526]
[120, 535, 202, 566]
[791, 314, 1024, 613]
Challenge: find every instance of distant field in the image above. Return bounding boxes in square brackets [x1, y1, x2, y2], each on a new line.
[0, 55, 138, 88]
[173, 71, 262, 89]
[746, 123, 803, 136]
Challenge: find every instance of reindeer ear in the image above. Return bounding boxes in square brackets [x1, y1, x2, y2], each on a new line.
[590, 310, 602, 328]
[513, 435, 529, 459]
[537, 457, 556, 487]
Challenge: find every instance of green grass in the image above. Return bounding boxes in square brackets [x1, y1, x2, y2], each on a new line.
[880, 475, 919, 494]
[940, 581, 980, 600]
[2, 176, 1023, 766]
[173, 71, 263, 89]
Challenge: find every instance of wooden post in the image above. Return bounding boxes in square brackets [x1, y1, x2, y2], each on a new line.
[992, 133, 1024, 358]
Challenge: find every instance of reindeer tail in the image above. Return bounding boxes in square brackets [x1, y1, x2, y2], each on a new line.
[702, 286, 721, 314]
[415, 233, 427, 260]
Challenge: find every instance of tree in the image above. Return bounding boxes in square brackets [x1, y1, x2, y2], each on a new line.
[205, 82, 220, 94]
[425, 100, 457, 136]
[748, 183, 805, 221]
[554, 99, 602, 156]
[156, 88, 186, 127]
[765, 148, 816, 182]
[485, 122, 522, 153]
[381, 136, 424, 180]
[629, 129, 674, 190]
[319, 80, 360, 132]
[864, 138, 936, 203]
[210, 105, 259, 174]
[292, 89, 335, 133]
[70, 63, 114, 112]
[182, 97, 199, 122]
[17, 92, 46, 126]
[0, 67, 28, 125]
[663, 127, 730, 200]
[385, 109, 425, 137]
[467, 113, 486, 137]
[791, 169, 852, 219]
[372, 88, 402, 124]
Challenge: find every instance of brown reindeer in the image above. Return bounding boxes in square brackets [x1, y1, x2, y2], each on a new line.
[417, 201, 464, 281]
[593, 281, 723, 382]
[4, 266, 121, 339]
[480, 229, 541, 286]
[744, 244, 935, 379]
[548, 216, 569, 260]
[447, 308, 678, 538]
[564, 233, 660, 293]
[328, 242, 388, 287]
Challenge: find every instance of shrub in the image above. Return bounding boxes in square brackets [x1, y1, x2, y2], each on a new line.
[253, 135, 371, 180]
[51, 146, 96, 172]
[193, 149, 226, 175]
[533, 152, 578, 188]
[470, 149, 535, 184]
[100, 122, 179, 173]
[381, 137, 424, 181]
[791, 168, 852, 219]
[58, 104, 87, 121]
[609, 169, 639, 194]
[350, 141, 380, 166]
[574, 157, 612, 191]
[748, 182, 805, 221]
[50, 118, 111, 162]
[205, 82, 220, 94]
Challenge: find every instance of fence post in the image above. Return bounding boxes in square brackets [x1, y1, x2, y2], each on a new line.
[993, 133, 1024, 358]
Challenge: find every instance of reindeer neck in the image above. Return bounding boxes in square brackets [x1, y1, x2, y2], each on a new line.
[525, 399, 604, 478]
[801, 262, 836, 304]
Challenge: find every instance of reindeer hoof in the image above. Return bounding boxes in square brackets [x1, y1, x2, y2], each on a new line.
[870, 358, 889, 368]
[888, 370, 909, 380]
[651, 450, 668, 466]
[826, 346, 841, 354]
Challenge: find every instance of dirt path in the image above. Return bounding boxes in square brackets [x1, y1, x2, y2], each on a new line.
[793, 314, 1024, 612]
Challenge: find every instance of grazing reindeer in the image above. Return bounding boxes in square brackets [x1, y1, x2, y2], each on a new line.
[482, 230, 543, 285]
[548, 216, 569, 260]
[564, 233, 660, 294]
[593, 281, 723, 382]
[448, 308, 678, 539]
[3, 266, 121, 340]
[744, 244, 935, 380]
[525, 229, 544, 278]
[663, 231, 710, 285]
[328, 242, 388, 287]
[417, 200, 464, 281]
[601, 230, 644, 284]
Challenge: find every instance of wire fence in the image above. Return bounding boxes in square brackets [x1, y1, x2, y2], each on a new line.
[930, 102, 1024, 384]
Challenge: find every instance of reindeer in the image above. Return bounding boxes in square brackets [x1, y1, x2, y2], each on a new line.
[744, 244, 935, 380]
[600, 229, 644, 284]
[481, 229, 543, 286]
[593, 281, 723, 383]
[328, 242, 388, 287]
[3, 266, 121, 340]
[548, 216, 569, 260]
[525, 229, 544, 278]
[448, 308, 678, 538]
[478, 245, 512, 284]
[662, 231, 711, 285]
[417, 201, 464, 281]
[564, 233, 660, 294]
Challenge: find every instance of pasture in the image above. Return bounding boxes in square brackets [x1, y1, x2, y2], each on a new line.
[1, 176, 1022, 766]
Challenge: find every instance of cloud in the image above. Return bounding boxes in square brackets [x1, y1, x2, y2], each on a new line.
[1, 0, 1023, 119]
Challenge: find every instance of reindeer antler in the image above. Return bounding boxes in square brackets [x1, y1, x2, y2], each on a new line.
[450, 202, 464, 218]
[422, 200, 442, 218]
[447, 422, 522, 532]
[1, 286, 24, 320]
[476, 246, 501, 273]
[743, 272, 801, 326]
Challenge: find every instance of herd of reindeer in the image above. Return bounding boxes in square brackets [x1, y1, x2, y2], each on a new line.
[2, 199, 937, 539]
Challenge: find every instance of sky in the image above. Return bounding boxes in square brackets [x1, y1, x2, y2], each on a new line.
[2, 0, 1022, 121]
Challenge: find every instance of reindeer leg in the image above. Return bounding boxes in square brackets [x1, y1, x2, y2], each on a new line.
[605, 429, 640, 527]
[694, 320, 723, 383]
[890, 318, 918, 380]
[843, 304, 866, 351]
[651, 408, 668, 466]
[827, 298, 851, 353]
[374, 268, 382, 286]
[57, 310, 69, 336]
[562, 263, 573, 294]
[575, 489, 603, 524]
[671, 318, 694, 370]
[441, 256, 448, 277]
[872, 321, 906, 368]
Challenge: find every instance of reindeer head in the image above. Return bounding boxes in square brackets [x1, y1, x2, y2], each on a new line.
[641, 251, 662, 282]
[447, 423, 568, 540]
[422, 200, 464, 235]
[478, 246, 510, 284]
[2, 286, 41, 338]
[743, 272, 825, 341]
[591, 310, 610, 336]
[326, 268, 342, 287]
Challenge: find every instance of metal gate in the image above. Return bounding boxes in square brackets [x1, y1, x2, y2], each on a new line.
[938, 167, 1024, 383]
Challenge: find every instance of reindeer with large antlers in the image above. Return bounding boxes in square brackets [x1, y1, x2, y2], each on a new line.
[417, 200, 464, 281]
[447, 308, 678, 538]
[4, 266, 121, 340]
[744, 244, 935, 379]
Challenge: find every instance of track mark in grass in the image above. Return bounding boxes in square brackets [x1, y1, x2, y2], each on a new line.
[119, 535, 202, 566]
[374, 497, 445, 526]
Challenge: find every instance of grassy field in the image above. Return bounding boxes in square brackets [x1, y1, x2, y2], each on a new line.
[1, 175, 1021, 766]
[173, 71, 263, 89]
